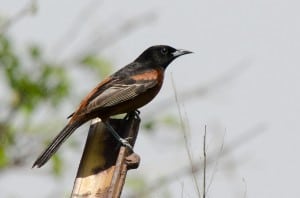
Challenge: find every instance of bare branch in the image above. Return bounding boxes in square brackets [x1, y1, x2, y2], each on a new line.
[129, 123, 267, 198]
[180, 182, 184, 198]
[242, 177, 248, 198]
[202, 126, 207, 198]
[50, 0, 104, 60]
[206, 130, 225, 194]
[61, 11, 157, 65]
[0, 0, 37, 33]
[171, 75, 202, 197]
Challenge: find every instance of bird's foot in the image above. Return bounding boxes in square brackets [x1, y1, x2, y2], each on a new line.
[104, 121, 133, 151]
[119, 137, 133, 151]
[123, 110, 140, 121]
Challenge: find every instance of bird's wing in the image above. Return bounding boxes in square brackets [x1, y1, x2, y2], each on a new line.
[86, 80, 157, 111]
[67, 76, 114, 119]
[69, 77, 158, 119]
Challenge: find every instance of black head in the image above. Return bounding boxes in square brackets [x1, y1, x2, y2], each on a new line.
[135, 45, 192, 69]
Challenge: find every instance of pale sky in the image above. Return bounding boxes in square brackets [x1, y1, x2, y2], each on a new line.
[1, 0, 300, 197]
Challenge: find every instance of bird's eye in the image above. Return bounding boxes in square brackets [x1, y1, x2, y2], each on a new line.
[161, 48, 168, 55]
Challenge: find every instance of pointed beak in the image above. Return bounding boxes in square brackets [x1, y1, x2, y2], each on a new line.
[172, 49, 193, 57]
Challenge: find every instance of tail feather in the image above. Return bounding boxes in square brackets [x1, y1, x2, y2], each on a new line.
[32, 120, 84, 168]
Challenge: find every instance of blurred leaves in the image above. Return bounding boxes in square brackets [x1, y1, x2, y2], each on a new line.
[0, 123, 14, 169]
[0, 0, 38, 33]
[0, 35, 57, 170]
[0, 34, 71, 172]
[1, 36, 69, 114]
[0, 146, 9, 168]
[126, 176, 147, 191]
[28, 45, 41, 59]
[52, 154, 63, 176]
[0, 31, 117, 174]
[143, 114, 180, 133]
[125, 176, 148, 198]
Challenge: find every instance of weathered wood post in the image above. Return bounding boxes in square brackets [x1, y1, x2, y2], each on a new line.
[71, 113, 140, 198]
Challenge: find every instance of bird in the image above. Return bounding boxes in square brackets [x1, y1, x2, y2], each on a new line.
[32, 45, 192, 168]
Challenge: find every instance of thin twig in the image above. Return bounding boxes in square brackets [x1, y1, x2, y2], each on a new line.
[50, 0, 103, 60]
[171, 74, 201, 197]
[0, 0, 37, 33]
[180, 182, 184, 198]
[206, 130, 225, 195]
[202, 125, 207, 198]
[130, 123, 266, 198]
[62, 12, 157, 65]
[242, 177, 248, 198]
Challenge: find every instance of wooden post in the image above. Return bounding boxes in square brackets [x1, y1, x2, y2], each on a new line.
[71, 114, 140, 198]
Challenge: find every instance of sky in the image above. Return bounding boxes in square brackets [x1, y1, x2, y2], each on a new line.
[1, 0, 300, 197]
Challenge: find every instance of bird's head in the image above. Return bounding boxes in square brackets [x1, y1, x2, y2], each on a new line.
[135, 45, 192, 69]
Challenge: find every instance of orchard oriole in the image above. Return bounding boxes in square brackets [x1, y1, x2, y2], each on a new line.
[32, 45, 192, 168]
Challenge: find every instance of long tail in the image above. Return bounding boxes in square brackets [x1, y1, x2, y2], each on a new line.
[32, 120, 84, 168]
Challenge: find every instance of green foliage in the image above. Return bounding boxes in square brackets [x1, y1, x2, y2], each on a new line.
[0, 37, 69, 114]
[143, 120, 155, 131]
[0, 34, 70, 171]
[0, 32, 116, 174]
[0, 123, 14, 168]
[28, 45, 41, 59]
[126, 176, 147, 190]
[0, 146, 9, 168]
[52, 154, 63, 176]
[143, 114, 180, 133]
[126, 176, 148, 197]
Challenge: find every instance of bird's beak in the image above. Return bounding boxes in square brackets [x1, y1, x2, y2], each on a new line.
[172, 49, 193, 57]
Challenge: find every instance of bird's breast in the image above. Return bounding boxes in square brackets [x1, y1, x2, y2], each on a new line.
[131, 68, 164, 83]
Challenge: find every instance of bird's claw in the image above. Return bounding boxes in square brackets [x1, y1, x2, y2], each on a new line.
[124, 110, 140, 121]
[120, 137, 133, 151]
